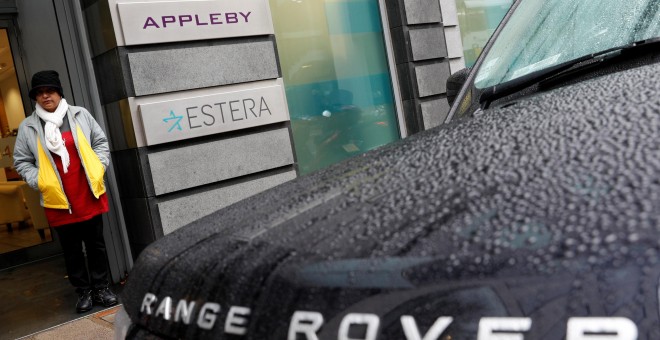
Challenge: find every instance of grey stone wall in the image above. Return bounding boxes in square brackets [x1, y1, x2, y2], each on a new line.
[439, 0, 467, 74]
[82, 1, 296, 256]
[386, 0, 462, 132]
[81, 0, 465, 256]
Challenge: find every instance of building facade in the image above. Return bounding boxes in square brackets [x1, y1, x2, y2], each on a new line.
[84, 0, 470, 271]
[1, 0, 485, 281]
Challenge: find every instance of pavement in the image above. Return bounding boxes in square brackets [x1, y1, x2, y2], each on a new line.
[17, 305, 120, 340]
[0, 255, 125, 340]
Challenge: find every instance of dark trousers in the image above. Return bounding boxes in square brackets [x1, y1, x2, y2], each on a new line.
[54, 215, 109, 293]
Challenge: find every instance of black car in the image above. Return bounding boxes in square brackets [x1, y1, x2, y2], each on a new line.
[116, 0, 660, 339]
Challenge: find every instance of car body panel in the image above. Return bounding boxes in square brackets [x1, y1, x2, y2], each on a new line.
[122, 60, 660, 339]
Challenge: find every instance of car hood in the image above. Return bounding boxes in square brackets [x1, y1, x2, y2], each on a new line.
[122, 62, 660, 339]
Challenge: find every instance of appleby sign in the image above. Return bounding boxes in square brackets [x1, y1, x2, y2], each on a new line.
[138, 83, 289, 146]
[116, 0, 274, 46]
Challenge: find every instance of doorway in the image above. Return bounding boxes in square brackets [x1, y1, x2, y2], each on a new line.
[0, 0, 132, 280]
[0, 0, 131, 334]
[0, 27, 54, 256]
[0, 18, 61, 269]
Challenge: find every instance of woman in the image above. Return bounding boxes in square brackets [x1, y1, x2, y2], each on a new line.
[13, 70, 118, 313]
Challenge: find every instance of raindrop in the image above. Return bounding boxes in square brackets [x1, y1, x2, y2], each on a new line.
[628, 233, 640, 242]
[605, 234, 617, 243]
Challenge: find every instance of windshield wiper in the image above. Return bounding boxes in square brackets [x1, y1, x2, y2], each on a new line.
[479, 37, 660, 108]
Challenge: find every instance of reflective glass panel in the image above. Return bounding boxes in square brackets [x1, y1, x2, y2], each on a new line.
[0, 29, 53, 255]
[456, 0, 513, 67]
[474, 0, 660, 88]
[270, 0, 400, 175]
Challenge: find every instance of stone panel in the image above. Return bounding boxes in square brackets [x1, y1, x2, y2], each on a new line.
[128, 39, 280, 96]
[121, 197, 160, 256]
[415, 62, 450, 97]
[403, 0, 441, 25]
[409, 27, 447, 61]
[450, 57, 467, 74]
[439, 0, 459, 26]
[83, 0, 117, 57]
[111, 148, 154, 199]
[103, 99, 136, 151]
[148, 127, 294, 195]
[159, 169, 297, 234]
[444, 25, 465, 59]
[421, 97, 450, 129]
[93, 47, 133, 104]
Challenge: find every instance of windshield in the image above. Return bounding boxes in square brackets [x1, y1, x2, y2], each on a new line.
[474, 0, 660, 89]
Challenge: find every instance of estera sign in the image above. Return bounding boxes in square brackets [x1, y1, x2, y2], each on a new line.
[138, 81, 289, 146]
[116, 0, 274, 46]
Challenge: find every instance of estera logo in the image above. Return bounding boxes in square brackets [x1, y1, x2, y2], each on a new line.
[162, 96, 273, 133]
[140, 293, 639, 339]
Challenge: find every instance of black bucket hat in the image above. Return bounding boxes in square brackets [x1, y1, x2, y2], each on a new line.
[29, 70, 64, 100]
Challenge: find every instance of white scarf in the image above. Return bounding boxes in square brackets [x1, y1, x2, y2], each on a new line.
[35, 98, 70, 173]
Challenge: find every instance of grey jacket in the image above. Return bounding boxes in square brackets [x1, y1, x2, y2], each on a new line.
[13, 105, 110, 204]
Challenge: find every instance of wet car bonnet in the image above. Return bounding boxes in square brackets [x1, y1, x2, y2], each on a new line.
[118, 58, 660, 339]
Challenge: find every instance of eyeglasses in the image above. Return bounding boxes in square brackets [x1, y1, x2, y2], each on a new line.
[35, 87, 59, 97]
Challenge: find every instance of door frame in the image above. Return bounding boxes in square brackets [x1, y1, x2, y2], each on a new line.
[52, 0, 133, 282]
[0, 0, 133, 281]
[0, 13, 64, 270]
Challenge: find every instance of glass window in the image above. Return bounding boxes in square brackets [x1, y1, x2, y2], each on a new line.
[270, 0, 400, 175]
[456, 0, 514, 68]
[0, 28, 53, 254]
[474, 0, 660, 88]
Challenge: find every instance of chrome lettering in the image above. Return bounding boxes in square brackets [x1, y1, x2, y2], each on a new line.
[288, 311, 324, 340]
[401, 316, 453, 340]
[137, 293, 641, 338]
[197, 302, 221, 330]
[225, 306, 251, 335]
[338, 313, 380, 340]
[478, 317, 531, 340]
[140, 293, 157, 315]
[567, 317, 637, 340]
[174, 300, 196, 324]
[154, 296, 173, 321]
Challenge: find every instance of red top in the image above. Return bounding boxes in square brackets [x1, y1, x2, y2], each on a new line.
[45, 131, 108, 227]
